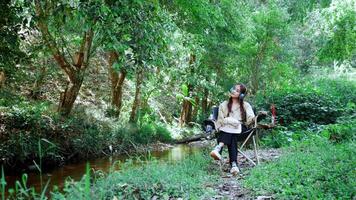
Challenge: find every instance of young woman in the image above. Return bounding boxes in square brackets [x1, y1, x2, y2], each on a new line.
[210, 84, 255, 175]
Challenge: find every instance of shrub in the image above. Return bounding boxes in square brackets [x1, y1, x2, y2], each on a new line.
[154, 124, 172, 143]
[253, 80, 344, 125]
[314, 78, 356, 107]
[321, 119, 356, 143]
[136, 123, 156, 144]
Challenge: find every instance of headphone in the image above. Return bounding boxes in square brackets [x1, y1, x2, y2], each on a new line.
[230, 86, 246, 101]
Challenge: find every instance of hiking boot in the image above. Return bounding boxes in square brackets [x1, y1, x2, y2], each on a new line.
[210, 146, 222, 160]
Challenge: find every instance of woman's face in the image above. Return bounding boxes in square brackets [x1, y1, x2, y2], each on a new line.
[230, 85, 241, 98]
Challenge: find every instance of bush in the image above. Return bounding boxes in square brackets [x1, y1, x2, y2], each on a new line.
[259, 122, 321, 148]
[134, 123, 173, 144]
[321, 119, 356, 143]
[0, 100, 113, 168]
[154, 124, 172, 143]
[260, 117, 355, 148]
[314, 78, 356, 107]
[136, 123, 156, 144]
[109, 123, 173, 149]
[0, 91, 173, 170]
[253, 79, 349, 125]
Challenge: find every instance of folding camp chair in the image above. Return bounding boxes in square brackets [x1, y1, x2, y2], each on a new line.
[203, 106, 275, 166]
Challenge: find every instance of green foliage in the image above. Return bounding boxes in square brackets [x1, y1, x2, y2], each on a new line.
[154, 124, 172, 143]
[256, 90, 342, 125]
[254, 77, 355, 126]
[244, 139, 355, 199]
[0, 89, 24, 107]
[280, 0, 331, 22]
[0, 95, 174, 170]
[321, 118, 356, 143]
[313, 78, 356, 107]
[0, 99, 60, 164]
[0, 0, 26, 80]
[118, 123, 172, 145]
[135, 123, 156, 144]
[50, 152, 217, 199]
[1, 166, 5, 200]
[299, 0, 356, 67]
[317, 2, 356, 63]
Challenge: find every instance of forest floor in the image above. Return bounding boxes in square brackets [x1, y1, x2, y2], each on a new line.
[188, 140, 283, 200]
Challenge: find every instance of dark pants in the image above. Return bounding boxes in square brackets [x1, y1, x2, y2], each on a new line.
[217, 125, 250, 165]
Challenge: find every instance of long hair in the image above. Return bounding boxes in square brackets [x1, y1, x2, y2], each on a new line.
[227, 84, 247, 122]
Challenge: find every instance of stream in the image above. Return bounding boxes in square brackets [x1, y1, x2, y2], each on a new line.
[4, 144, 202, 194]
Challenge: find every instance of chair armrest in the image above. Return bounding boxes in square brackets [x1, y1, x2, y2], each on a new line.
[256, 111, 276, 129]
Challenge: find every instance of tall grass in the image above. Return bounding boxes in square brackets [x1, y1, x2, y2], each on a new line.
[1, 166, 6, 200]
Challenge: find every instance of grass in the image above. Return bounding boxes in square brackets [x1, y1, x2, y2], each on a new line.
[2, 151, 219, 199]
[49, 151, 218, 199]
[243, 138, 356, 199]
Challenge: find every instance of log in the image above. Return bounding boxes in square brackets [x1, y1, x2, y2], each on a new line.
[175, 133, 212, 144]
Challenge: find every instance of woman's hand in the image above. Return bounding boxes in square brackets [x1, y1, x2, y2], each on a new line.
[223, 117, 241, 126]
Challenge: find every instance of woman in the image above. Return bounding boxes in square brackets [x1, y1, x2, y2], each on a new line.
[210, 83, 255, 175]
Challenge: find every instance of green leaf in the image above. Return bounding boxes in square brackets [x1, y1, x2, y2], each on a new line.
[181, 84, 189, 97]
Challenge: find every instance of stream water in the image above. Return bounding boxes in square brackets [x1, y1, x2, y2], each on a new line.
[4, 144, 202, 194]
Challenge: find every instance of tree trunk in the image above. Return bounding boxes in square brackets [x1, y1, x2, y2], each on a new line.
[31, 60, 47, 99]
[251, 64, 259, 95]
[201, 87, 208, 117]
[179, 84, 193, 126]
[58, 73, 84, 116]
[179, 54, 196, 126]
[0, 71, 5, 88]
[129, 68, 144, 123]
[112, 72, 126, 113]
[34, 0, 95, 117]
[191, 95, 199, 122]
[251, 41, 267, 95]
[108, 52, 126, 117]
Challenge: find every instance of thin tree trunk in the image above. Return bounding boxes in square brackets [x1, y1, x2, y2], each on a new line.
[180, 100, 189, 126]
[185, 86, 193, 123]
[179, 84, 193, 126]
[0, 71, 5, 88]
[201, 87, 208, 117]
[31, 60, 47, 99]
[251, 40, 267, 95]
[179, 54, 196, 126]
[108, 52, 126, 117]
[191, 95, 199, 122]
[112, 72, 126, 113]
[129, 68, 144, 123]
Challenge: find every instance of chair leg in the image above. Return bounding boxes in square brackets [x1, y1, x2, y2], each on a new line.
[240, 130, 254, 149]
[237, 149, 256, 166]
[252, 135, 260, 165]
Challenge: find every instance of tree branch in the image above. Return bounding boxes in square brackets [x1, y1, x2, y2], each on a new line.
[82, 28, 95, 70]
[34, 0, 75, 81]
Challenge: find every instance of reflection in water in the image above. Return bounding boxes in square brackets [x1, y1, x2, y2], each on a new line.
[5, 144, 201, 194]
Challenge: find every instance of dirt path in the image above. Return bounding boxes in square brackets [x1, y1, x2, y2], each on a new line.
[209, 149, 282, 200]
[188, 140, 282, 200]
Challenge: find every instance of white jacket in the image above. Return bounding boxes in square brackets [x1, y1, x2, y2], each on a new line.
[215, 100, 255, 134]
